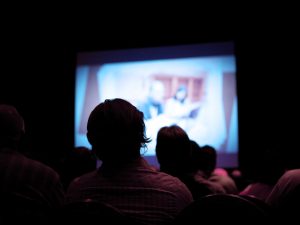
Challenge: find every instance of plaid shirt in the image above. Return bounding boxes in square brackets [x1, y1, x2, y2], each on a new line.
[0, 148, 65, 208]
[67, 157, 193, 225]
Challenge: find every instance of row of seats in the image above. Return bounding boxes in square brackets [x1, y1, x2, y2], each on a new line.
[0, 193, 272, 225]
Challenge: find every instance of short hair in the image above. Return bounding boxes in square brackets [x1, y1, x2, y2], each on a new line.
[87, 98, 150, 161]
[198, 145, 217, 174]
[0, 104, 25, 148]
[189, 140, 202, 172]
[155, 125, 191, 173]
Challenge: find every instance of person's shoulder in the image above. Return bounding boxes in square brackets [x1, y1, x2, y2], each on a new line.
[155, 171, 191, 191]
[8, 152, 61, 182]
[69, 170, 98, 186]
[276, 169, 300, 186]
[210, 173, 234, 183]
[155, 171, 193, 202]
[24, 156, 61, 178]
[283, 169, 300, 178]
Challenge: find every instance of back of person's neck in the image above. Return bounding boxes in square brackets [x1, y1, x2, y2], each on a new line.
[99, 157, 143, 176]
[101, 156, 141, 167]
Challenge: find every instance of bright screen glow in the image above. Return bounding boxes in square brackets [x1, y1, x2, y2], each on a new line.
[75, 42, 238, 168]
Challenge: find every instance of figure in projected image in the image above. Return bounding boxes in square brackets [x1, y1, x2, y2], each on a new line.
[143, 84, 202, 154]
[164, 85, 202, 130]
[137, 80, 168, 153]
[137, 80, 165, 120]
[188, 73, 227, 151]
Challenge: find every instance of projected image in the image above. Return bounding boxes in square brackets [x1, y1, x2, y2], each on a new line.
[75, 56, 238, 158]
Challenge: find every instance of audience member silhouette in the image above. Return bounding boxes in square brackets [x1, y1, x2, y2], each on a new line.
[230, 169, 249, 192]
[156, 125, 191, 175]
[60, 146, 97, 190]
[194, 144, 238, 194]
[66, 99, 193, 225]
[0, 104, 65, 222]
[239, 147, 285, 201]
[266, 169, 300, 220]
[188, 141, 226, 195]
[155, 125, 223, 200]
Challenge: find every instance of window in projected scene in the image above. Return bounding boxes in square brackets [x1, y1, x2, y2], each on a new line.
[75, 43, 238, 168]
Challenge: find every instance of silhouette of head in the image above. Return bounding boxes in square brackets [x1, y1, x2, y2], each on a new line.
[69, 146, 96, 173]
[198, 145, 217, 176]
[0, 104, 25, 149]
[189, 140, 202, 172]
[62, 146, 97, 189]
[87, 98, 150, 162]
[156, 125, 191, 174]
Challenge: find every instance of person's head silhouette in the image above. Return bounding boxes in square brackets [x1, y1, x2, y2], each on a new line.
[87, 98, 150, 164]
[155, 125, 191, 174]
[0, 104, 65, 208]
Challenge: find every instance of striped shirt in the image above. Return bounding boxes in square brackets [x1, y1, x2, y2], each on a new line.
[67, 157, 193, 225]
[0, 148, 65, 208]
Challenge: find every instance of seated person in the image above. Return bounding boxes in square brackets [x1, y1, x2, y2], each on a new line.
[0, 104, 65, 208]
[239, 148, 285, 201]
[66, 99, 193, 225]
[266, 169, 300, 220]
[60, 146, 97, 190]
[155, 125, 224, 200]
[194, 144, 238, 194]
